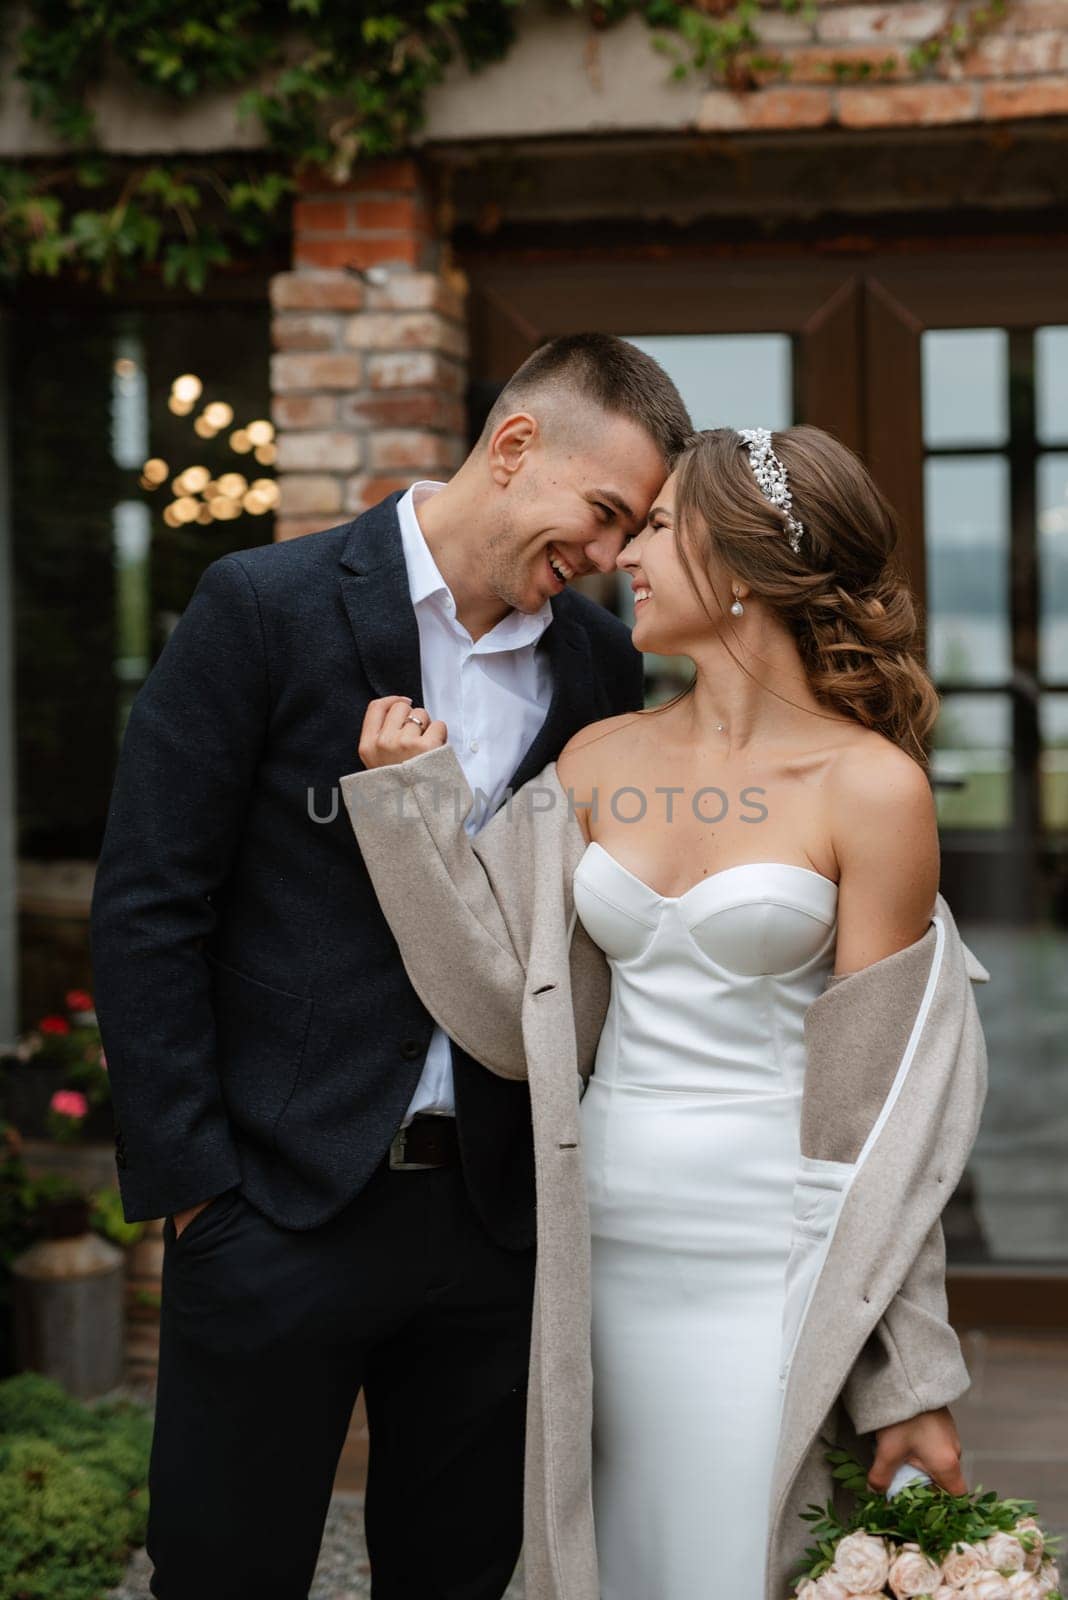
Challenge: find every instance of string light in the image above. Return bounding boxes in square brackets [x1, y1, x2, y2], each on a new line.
[150, 379, 276, 530]
[171, 374, 203, 404]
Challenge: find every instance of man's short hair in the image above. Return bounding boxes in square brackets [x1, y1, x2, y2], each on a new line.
[480, 333, 692, 466]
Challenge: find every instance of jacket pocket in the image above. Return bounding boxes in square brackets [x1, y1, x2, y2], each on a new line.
[779, 1154, 855, 1384]
[207, 956, 314, 1149]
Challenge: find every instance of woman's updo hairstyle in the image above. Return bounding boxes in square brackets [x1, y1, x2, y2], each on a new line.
[671, 425, 939, 767]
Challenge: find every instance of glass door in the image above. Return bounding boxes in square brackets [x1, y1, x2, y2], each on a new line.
[865, 259, 1068, 1320]
[464, 246, 1068, 1319]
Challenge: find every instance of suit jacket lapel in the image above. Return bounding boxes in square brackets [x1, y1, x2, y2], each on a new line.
[506, 600, 595, 795]
[338, 493, 598, 789]
[338, 493, 424, 706]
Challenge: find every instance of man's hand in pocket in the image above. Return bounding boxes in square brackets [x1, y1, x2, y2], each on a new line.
[171, 1196, 217, 1239]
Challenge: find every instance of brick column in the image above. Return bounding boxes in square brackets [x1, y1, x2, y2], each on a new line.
[270, 157, 469, 542]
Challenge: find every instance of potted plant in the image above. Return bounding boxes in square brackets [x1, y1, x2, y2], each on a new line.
[0, 989, 112, 1142]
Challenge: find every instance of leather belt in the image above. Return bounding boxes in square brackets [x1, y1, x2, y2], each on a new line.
[388, 1113, 460, 1171]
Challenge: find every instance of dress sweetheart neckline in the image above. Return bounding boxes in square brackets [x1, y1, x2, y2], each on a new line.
[581, 839, 839, 904]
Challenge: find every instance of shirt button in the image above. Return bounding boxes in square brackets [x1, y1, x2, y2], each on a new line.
[469, 739, 479, 753]
[400, 1039, 423, 1060]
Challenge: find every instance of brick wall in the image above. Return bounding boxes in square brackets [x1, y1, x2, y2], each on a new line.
[270, 157, 469, 543]
[698, 0, 1068, 130]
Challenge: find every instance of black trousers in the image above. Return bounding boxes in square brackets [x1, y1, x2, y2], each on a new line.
[147, 1158, 536, 1600]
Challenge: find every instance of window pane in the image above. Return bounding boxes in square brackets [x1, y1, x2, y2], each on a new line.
[930, 692, 1012, 828]
[622, 332, 794, 678]
[624, 333, 793, 433]
[12, 305, 275, 861]
[1036, 326, 1068, 447]
[1038, 453, 1068, 683]
[922, 328, 1009, 449]
[925, 456, 1010, 684]
[962, 917, 1068, 1262]
[1041, 693, 1068, 829]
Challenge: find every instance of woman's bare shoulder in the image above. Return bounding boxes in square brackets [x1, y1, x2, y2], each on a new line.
[830, 729, 937, 884]
[556, 713, 646, 817]
[828, 728, 934, 824]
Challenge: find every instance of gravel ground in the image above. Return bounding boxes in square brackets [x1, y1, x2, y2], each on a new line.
[105, 1492, 524, 1599]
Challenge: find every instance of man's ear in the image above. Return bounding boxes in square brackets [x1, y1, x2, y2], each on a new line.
[487, 412, 538, 488]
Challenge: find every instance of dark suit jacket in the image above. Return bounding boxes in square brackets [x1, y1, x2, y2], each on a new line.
[90, 492, 644, 1245]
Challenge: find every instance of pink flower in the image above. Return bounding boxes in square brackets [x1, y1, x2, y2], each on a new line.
[964, 1575, 1013, 1600]
[982, 1534, 1027, 1576]
[39, 1015, 71, 1036]
[813, 1573, 851, 1600]
[943, 1543, 988, 1587]
[98, 1047, 107, 1072]
[65, 989, 94, 1013]
[50, 1089, 89, 1119]
[1014, 1519, 1046, 1574]
[1007, 1571, 1043, 1600]
[832, 1532, 891, 1594]
[888, 1542, 945, 1597]
[1036, 1561, 1062, 1596]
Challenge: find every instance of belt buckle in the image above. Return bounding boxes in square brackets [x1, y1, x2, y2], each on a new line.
[388, 1123, 438, 1171]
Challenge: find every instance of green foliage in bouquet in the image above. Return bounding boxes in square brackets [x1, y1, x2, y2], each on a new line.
[794, 1449, 1062, 1591]
[0, 1373, 152, 1600]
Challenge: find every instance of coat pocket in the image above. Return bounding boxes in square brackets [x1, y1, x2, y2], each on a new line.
[779, 1154, 855, 1384]
[207, 957, 314, 1148]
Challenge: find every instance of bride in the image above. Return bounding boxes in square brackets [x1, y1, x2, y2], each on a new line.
[341, 425, 988, 1600]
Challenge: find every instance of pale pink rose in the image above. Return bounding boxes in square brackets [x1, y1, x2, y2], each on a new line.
[933, 1589, 963, 1600]
[832, 1531, 891, 1594]
[50, 1089, 89, 1119]
[983, 1535, 1028, 1576]
[813, 1573, 851, 1600]
[963, 1575, 1013, 1600]
[1006, 1572, 1043, 1600]
[1014, 1519, 1046, 1574]
[943, 1543, 989, 1587]
[889, 1542, 945, 1598]
[1035, 1561, 1062, 1596]
[795, 1582, 819, 1600]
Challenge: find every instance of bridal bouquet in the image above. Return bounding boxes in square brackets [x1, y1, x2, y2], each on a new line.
[791, 1451, 1063, 1600]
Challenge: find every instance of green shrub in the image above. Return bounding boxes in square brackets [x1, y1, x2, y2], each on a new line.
[0, 1373, 152, 1599]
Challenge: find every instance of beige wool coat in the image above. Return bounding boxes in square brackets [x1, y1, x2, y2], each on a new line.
[340, 743, 990, 1600]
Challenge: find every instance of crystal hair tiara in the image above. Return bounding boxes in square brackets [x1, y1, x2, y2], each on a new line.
[737, 427, 804, 554]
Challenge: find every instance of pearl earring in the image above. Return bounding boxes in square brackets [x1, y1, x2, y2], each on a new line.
[730, 591, 744, 617]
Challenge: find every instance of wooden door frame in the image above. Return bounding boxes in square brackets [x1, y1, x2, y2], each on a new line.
[466, 255, 865, 441]
[463, 240, 1068, 1325]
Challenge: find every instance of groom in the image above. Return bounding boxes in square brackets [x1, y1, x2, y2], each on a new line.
[90, 332, 691, 1599]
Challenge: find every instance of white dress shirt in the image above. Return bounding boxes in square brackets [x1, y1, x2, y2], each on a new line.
[397, 481, 555, 1124]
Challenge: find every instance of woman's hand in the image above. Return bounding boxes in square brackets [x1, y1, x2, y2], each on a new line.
[358, 695, 448, 770]
[867, 1405, 967, 1496]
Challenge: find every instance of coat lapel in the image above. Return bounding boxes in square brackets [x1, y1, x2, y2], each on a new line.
[338, 493, 424, 706]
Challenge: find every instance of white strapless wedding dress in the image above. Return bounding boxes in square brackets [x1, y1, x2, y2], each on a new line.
[572, 843, 839, 1600]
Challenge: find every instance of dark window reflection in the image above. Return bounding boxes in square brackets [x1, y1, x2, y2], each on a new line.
[12, 305, 276, 861]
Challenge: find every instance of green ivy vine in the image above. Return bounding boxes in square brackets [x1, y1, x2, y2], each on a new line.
[0, 0, 1010, 293]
